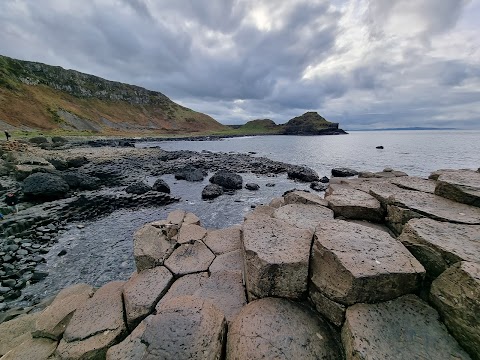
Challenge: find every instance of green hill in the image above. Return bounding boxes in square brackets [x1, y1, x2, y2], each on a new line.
[283, 112, 345, 135]
[0, 55, 227, 136]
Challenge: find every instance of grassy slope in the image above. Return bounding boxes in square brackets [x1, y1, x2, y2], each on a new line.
[0, 55, 227, 136]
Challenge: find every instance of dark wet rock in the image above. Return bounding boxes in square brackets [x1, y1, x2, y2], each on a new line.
[22, 172, 69, 200]
[209, 170, 243, 189]
[47, 157, 69, 170]
[245, 182, 260, 190]
[287, 165, 320, 182]
[202, 184, 223, 199]
[320, 176, 330, 183]
[151, 178, 170, 193]
[265, 182, 275, 187]
[342, 295, 471, 360]
[62, 171, 100, 190]
[310, 181, 329, 191]
[174, 165, 205, 182]
[57, 249, 67, 256]
[125, 182, 152, 195]
[51, 136, 68, 144]
[331, 167, 358, 177]
[227, 297, 342, 360]
[66, 156, 89, 168]
[430, 262, 480, 360]
[376, 145, 384, 149]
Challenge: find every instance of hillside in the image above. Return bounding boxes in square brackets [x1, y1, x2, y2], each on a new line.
[229, 113, 346, 135]
[283, 112, 346, 135]
[0, 55, 227, 135]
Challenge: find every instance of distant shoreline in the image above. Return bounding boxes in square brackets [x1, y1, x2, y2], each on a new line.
[348, 127, 459, 131]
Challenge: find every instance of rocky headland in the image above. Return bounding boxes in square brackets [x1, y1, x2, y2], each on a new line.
[0, 137, 479, 359]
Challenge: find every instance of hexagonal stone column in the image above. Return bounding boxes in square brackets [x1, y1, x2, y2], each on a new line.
[430, 262, 480, 359]
[242, 214, 313, 300]
[107, 296, 226, 360]
[311, 220, 424, 306]
[398, 218, 480, 279]
[226, 297, 342, 360]
[342, 295, 471, 360]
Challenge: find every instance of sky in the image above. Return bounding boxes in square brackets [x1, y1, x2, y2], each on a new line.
[1, 0, 479, 129]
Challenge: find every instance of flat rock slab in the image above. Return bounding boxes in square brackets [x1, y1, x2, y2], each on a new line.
[430, 261, 480, 359]
[33, 283, 95, 340]
[398, 218, 480, 278]
[1, 336, 57, 360]
[107, 296, 226, 360]
[0, 312, 41, 356]
[166, 209, 186, 225]
[57, 281, 127, 360]
[203, 226, 242, 255]
[244, 205, 275, 221]
[133, 224, 176, 272]
[390, 176, 437, 193]
[273, 203, 334, 231]
[183, 212, 201, 225]
[123, 266, 173, 328]
[242, 215, 313, 300]
[284, 190, 329, 207]
[158, 272, 209, 305]
[342, 295, 471, 360]
[164, 241, 215, 276]
[311, 220, 425, 305]
[369, 183, 480, 225]
[227, 297, 342, 360]
[435, 169, 480, 207]
[209, 249, 244, 274]
[325, 185, 384, 222]
[177, 224, 207, 244]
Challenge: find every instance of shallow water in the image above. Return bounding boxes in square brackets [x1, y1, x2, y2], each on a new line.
[14, 173, 312, 306]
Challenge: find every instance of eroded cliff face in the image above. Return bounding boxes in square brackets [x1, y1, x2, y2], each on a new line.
[0, 55, 226, 134]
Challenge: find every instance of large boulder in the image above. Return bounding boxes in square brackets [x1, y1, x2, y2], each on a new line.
[57, 281, 127, 360]
[342, 295, 471, 360]
[107, 296, 226, 360]
[202, 184, 224, 199]
[66, 156, 89, 168]
[287, 165, 320, 182]
[331, 167, 358, 177]
[325, 185, 384, 222]
[311, 220, 424, 305]
[152, 178, 170, 193]
[430, 262, 480, 359]
[22, 172, 69, 200]
[125, 182, 152, 194]
[242, 214, 313, 300]
[62, 171, 100, 190]
[398, 218, 480, 279]
[174, 165, 205, 182]
[227, 297, 341, 360]
[209, 170, 243, 189]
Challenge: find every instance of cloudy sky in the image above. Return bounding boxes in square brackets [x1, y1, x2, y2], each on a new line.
[1, 0, 479, 129]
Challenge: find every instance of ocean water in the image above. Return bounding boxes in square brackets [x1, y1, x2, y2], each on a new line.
[10, 130, 480, 307]
[138, 130, 480, 177]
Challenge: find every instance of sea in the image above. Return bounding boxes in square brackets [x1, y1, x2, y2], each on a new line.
[9, 130, 480, 307]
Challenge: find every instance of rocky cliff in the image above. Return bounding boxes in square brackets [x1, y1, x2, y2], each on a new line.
[0, 55, 227, 134]
[283, 111, 347, 135]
